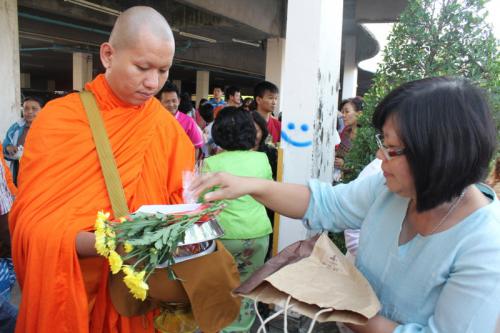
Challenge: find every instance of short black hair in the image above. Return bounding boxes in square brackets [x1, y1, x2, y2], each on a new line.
[178, 92, 193, 114]
[225, 86, 240, 99]
[23, 96, 44, 107]
[161, 81, 179, 98]
[243, 97, 256, 111]
[199, 103, 214, 123]
[373, 77, 496, 211]
[250, 110, 269, 149]
[253, 81, 279, 100]
[212, 107, 256, 151]
[198, 98, 207, 108]
[212, 84, 223, 91]
[339, 96, 363, 112]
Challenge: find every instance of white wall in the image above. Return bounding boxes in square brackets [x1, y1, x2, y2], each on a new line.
[277, 0, 343, 251]
[0, 0, 21, 139]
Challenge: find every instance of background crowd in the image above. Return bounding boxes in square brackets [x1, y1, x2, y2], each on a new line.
[0, 4, 497, 333]
[2, 74, 500, 332]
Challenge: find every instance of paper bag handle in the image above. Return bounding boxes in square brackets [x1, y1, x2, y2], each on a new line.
[254, 295, 334, 333]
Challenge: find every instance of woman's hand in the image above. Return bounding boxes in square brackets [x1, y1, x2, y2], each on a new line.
[346, 315, 398, 333]
[5, 145, 17, 156]
[190, 172, 311, 219]
[190, 172, 255, 202]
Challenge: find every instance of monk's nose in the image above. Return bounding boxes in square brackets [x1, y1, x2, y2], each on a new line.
[144, 71, 160, 90]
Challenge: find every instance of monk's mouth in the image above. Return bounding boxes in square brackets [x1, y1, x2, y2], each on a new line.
[137, 92, 154, 99]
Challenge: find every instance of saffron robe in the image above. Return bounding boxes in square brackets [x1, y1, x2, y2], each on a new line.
[9, 74, 195, 333]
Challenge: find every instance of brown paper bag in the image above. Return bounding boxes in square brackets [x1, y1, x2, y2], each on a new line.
[234, 233, 380, 327]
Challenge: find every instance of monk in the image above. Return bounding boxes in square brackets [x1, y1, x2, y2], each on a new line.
[9, 6, 194, 333]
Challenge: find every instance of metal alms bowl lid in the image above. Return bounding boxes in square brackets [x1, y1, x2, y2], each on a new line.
[179, 218, 224, 245]
[136, 203, 225, 245]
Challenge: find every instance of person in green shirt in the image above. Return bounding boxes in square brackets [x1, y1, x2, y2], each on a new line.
[203, 107, 272, 333]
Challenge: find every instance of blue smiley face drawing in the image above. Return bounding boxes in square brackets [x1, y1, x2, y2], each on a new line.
[281, 122, 313, 147]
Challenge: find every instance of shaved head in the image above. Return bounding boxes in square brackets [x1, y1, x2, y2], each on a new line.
[100, 6, 176, 105]
[109, 6, 174, 50]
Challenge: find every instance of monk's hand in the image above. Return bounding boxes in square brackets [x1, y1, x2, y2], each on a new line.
[5, 145, 17, 156]
[190, 172, 254, 202]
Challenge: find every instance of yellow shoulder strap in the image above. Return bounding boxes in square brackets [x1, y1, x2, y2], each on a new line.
[80, 91, 129, 218]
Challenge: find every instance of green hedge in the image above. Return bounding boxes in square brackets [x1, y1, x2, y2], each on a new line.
[345, 0, 499, 181]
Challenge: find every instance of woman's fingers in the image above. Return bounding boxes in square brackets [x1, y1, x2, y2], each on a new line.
[190, 172, 225, 198]
[203, 188, 228, 202]
[189, 172, 252, 202]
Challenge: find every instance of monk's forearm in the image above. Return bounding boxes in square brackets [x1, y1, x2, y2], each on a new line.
[76, 231, 98, 257]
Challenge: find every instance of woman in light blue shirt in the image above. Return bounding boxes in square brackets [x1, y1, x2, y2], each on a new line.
[3, 96, 43, 184]
[191, 77, 500, 333]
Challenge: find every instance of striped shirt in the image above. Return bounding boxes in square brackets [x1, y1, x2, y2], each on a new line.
[0, 259, 15, 296]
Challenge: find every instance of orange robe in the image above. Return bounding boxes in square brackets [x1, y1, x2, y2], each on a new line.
[9, 74, 195, 333]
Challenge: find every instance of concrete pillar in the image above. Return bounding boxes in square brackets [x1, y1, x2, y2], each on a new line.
[72, 52, 93, 91]
[277, 0, 343, 251]
[47, 80, 56, 92]
[0, 0, 21, 138]
[173, 79, 182, 93]
[342, 36, 358, 99]
[20, 73, 31, 89]
[265, 38, 285, 113]
[195, 70, 209, 107]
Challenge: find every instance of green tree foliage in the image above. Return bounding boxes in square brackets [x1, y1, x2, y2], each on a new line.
[345, 0, 500, 181]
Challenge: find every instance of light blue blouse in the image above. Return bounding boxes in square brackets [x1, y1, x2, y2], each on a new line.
[3, 120, 26, 158]
[303, 173, 500, 333]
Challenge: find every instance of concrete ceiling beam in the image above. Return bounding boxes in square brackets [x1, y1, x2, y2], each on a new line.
[18, 0, 117, 27]
[175, 43, 265, 76]
[356, 0, 407, 23]
[176, 0, 285, 37]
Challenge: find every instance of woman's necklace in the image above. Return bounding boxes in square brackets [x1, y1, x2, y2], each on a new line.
[430, 189, 467, 234]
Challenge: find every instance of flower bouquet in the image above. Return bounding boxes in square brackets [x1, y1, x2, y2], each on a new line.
[94, 201, 226, 301]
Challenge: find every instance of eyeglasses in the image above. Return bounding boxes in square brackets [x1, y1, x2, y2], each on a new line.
[375, 134, 406, 160]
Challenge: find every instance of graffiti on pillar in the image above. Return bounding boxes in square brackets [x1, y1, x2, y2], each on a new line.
[311, 68, 338, 181]
[281, 122, 313, 147]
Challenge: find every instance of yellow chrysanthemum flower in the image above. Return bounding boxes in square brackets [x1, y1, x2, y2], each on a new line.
[122, 265, 134, 276]
[107, 238, 116, 251]
[95, 229, 109, 257]
[123, 270, 149, 300]
[124, 242, 134, 253]
[119, 217, 127, 223]
[108, 250, 123, 274]
[105, 227, 116, 238]
[97, 211, 110, 223]
[95, 218, 105, 232]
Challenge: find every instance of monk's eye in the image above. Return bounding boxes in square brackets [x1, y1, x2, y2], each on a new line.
[136, 65, 148, 71]
[159, 69, 168, 74]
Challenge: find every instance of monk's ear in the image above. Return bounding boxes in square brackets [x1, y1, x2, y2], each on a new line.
[100, 42, 114, 70]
